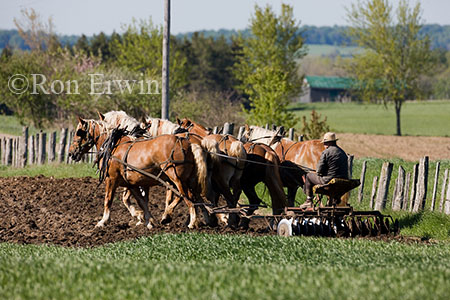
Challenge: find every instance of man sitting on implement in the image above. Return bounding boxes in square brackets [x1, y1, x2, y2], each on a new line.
[300, 132, 348, 209]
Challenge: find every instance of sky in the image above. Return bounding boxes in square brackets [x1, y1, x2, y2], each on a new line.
[1, 0, 449, 36]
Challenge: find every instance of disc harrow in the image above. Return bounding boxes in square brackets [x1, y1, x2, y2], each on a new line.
[276, 206, 399, 237]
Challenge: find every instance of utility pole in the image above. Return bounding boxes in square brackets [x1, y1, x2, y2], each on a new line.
[161, 0, 170, 119]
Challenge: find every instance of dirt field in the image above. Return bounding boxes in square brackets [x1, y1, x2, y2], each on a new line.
[0, 176, 273, 247]
[0, 176, 429, 248]
[338, 133, 450, 161]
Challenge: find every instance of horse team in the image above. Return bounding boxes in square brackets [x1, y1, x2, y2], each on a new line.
[68, 111, 324, 229]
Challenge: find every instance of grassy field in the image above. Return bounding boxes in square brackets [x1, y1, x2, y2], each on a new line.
[0, 234, 448, 299]
[0, 162, 97, 178]
[290, 100, 450, 136]
[306, 44, 362, 57]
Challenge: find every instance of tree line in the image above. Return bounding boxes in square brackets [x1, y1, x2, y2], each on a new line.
[2, 23, 450, 52]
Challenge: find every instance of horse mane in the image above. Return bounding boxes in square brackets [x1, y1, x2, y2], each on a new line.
[248, 126, 277, 144]
[96, 127, 128, 184]
[103, 111, 140, 131]
[145, 117, 185, 136]
[103, 111, 146, 138]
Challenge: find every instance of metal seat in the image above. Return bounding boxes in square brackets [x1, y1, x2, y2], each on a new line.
[313, 178, 360, 206]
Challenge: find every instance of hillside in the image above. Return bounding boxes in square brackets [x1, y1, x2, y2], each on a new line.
[1, 24, 450, 51]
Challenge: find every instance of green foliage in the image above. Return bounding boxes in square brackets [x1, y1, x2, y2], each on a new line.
[114, 18, 188, 98]
[301, 109, 330, 140]
[233, 4, 306, 128]
[0, 234, 449, 299]
[180, 33, 237, 92]
[347, 0, 437, 136]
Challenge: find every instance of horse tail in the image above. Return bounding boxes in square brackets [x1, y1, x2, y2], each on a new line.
[229, 141, 246, 168]
[190, 143, 208, 196]
[201, 138, 221, 165]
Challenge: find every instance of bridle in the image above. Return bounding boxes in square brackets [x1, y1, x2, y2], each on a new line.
[73, 121, 104, 155]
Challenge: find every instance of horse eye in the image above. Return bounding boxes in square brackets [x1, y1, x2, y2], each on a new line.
[76, 129, 86, 138]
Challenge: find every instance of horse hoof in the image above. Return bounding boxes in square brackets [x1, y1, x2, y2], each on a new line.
[146, 223, 153, 230]
[161, 215, 172, 225]
[95, 222, 104, 228]
[136, 220, 143, 226]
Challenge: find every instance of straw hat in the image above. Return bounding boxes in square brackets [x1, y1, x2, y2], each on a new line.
[322, 132, 338, 143]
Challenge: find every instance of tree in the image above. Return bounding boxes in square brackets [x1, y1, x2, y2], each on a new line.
[347, 0, 436, 136]
[180, 33, 236, 92]
[113, 18, 188, 118]
[233, 4, 306, 127]
[13, 8, 57, 51]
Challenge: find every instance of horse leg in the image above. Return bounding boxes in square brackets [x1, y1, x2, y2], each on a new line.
[122, 188, 144, 225]
[129, 186, 155, 229]
[161, 189, 178, 224]
[264, 176, 287, 215]
[287, 186, 299, 207]
[96, 178, 118, 228]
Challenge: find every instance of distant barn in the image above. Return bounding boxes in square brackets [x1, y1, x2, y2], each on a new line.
[299, 76, 354, 103]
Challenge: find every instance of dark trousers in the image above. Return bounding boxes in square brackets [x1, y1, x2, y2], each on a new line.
[303, 172, 325, 199]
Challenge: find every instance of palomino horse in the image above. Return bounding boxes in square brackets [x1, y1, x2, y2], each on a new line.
[102, 111, 213, 225]
[241, 125, 325, 206]
[177, 118, 286, 216]
[68, 117, 208, 229]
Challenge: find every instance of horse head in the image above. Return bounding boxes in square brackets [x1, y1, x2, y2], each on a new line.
[240, 124, 253, 143]
[68, 117, 98, 162]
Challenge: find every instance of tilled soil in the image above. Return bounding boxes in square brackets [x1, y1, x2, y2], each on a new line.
[0, 176, 430, 248]
[0, 176, 271, 247]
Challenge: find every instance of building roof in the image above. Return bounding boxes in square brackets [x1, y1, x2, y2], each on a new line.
[305, 76, 353, 90]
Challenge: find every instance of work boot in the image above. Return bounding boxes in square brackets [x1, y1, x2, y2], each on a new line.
[299, 198, 313, 210]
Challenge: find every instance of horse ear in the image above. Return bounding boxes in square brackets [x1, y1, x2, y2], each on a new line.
[140, 116, 147, 124]
[77, 116, 86, 125]
[97, 111, 105, 121]
[245, 124, 249, 131]
[176, 117, 181, 125]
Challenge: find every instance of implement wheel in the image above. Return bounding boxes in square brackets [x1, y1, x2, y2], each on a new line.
[277, 219, 293, 237]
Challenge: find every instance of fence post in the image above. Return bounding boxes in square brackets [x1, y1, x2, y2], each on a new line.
[13, 138, 17, 167]
[212, 126, 218, 134]
[288, 128, 294, 141]
[58, 128, 68, 163]
[358, 161, 367, 203]
[223, 122, 234, 135]
[430, 162, 440, 211]
[28, 135, 35, 165]
[19, 127, 29, 167]
[403, 172, 411, 210]
[48, 131, 56, 163]
[38, 132, 46, 165]
[445, 178, 450, 215]
[439, 169, 449, 212]
[375, 162, 393, 210]
[1, 138, 4, 165]
[5, 138, 13, 165]
[413, 156, 429, 212]
[66, 130, 74, 163]
[409, 164, 419, 212]
[392, 166, 405, 211]
[237, 126, 245, 140]
[298, 135, 304, 142]
[370, 176, 378, 210]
